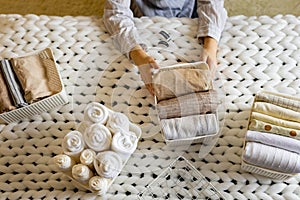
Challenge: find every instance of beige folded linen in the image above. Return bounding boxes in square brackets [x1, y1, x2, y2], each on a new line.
[156, 90, 219, 119]
[0, 70, 15, 113]
[153, 62, 212, 101]
[251, 111, 300, 130]
[252, 102, 300, 123]
[255, 91, 300, 112]
[10, 48, 61, 103]
[161, 113, 219, 140]
[248, 119, 300, 139]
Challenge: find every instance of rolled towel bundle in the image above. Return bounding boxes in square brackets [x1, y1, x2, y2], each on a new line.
[89, 176, 109, 196]
[84, 102, 109, 124]
[156, 90, 219, 119]
[106, 112, 130, 133]
[111, 130, 138, 161]
[161, 113, 219, 140]
[0, 69, 16, 113]
[62, 131, 85, 161]
[245, 130, 300, 154]
[80, 149, 96, 169]
[242, 142, 300, 174]
[72, 164, 94, 183]
[84, 124, 112, 152]
[53, 154, 76, 171]
[94, 151, 123, 179]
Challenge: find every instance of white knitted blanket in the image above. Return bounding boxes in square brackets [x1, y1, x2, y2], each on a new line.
[0, 14, 300, 200]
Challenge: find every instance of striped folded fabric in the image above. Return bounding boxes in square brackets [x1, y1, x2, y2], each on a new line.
[0, 68, 16, 113]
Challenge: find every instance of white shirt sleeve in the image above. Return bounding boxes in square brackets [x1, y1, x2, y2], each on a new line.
[196, 0, 228, 42]
[103, 0, 145, 58]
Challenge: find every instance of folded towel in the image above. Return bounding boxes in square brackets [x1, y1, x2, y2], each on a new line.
[156, 90, 219, 119]
[0, 69, 16, 113]
[83, 124, 112, 152]
[245, 130, 300, 154]
[111, 130, 138, 161]
[94, 151, 123, 179]
[253, 102, 300, 123]
[62, 131, 85, 161]
[255, 91, 300, 112]
[251, 111, 300, 130]
[106, 112, 130, 133]
[0, 59, 27, 107]
[80, 149, 96, 169]
[72, 164, 94, 183]
[248, 119, 300, 139]
[161, 113, 219, 140]
[53, 154, 76, 171]
[84, 102, 109, 124]
[242, 142, 300, 174]
[89, 176, 109, 196]
[152, 63, 212, 101]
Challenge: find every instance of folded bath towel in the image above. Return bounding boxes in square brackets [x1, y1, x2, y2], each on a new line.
[242, 142, 300, 174]
[53, 154, 76, 171]
[72, 164, 94, 183]
[106, 112, 130, 133]
[89, 176, 110, 196]
[245, 130, 300, 154]
[84, 102, 109, 124]
[94, 151, 123, 179]
[80, 149, 96, 169]
[161, 113, 219, 140]
[156, 90, 219, 119]
[62, 131, 85, 161]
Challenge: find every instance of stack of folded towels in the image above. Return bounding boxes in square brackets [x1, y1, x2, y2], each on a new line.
[0, 48, 61, 114]
[53, 102, 141, 196]
[242, 91, 300, 176]
[152, 62, 220, 142]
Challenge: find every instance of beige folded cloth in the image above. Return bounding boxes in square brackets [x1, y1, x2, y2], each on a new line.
[156, 90, 219, 119]
[62, 131, 85, 161]
[80, 149, 96, 169]
[251, 111, 300, 130]
[72, 164, 94, 183]
[248, 119, 300, 139]
[89, 176, 110, 196]
[53, 154, 76, 172]
[0, 70, 15, 113]
[252, 102, 300, 123]
[153, 62, 212, 101]
[94, 151, 123, 179]
[255, 91, 300, 112]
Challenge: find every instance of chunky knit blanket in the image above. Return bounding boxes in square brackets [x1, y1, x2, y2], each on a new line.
[0, 14, 300, 199]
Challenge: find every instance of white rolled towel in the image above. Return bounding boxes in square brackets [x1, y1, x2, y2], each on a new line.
[94, 151, 123, 179]
[84, 123, 112, 152]
[62, 131, 85, 161]
[84, 102, 109, 124]
[80, 149, 96, 168]
[72, 164, 94, 183]
[106, 112, 130, 133]
[89, 176, 110, 196]
[111, 130, 138, 161]
[53, 154, 76, 171]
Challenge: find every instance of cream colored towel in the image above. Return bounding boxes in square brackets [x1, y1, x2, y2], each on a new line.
[84, 102, 109, 124]
[94, 151, 123, 179]
[253, 102, 300, 123]
[62, 131, 85, 161]
[80, 149, 96, 169]
[72, 164, 94, 183]
[53, 154, 76, 171]
[89, 176, 110, 196]
[83, 124, 112, 152]
[106, 112, 130, 133]
[248, 119, 300, 139]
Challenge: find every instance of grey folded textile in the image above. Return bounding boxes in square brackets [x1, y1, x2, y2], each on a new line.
[156, 90, 219, 119]
[242, 142, 300, 174]
[0, 59, 27, 108]
[245, 130, 300, 154]
[161, 113, 219, 140]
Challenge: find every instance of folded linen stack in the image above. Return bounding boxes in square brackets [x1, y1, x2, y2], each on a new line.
[242, 91, 300, 178]
[53, 102, 141, 196]
[153, 62, 220, 143]
[0, 48, 62, 114]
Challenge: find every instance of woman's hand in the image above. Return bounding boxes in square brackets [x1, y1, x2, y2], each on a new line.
[129, 45, 159, 95]
[200, 37, 218, 77]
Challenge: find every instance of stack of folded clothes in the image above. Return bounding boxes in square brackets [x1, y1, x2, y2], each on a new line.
[242, 91, 300, 178]
[153, 62, 220, 144]
[0, 48, 62, 114]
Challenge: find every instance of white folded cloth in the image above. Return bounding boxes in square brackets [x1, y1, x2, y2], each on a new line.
[94, 151, 123, 179]
[83, 124, 112, 152]
[111, 130, 138, 161]
[161, 114, 219, 140]
[245, 130, 300, 154]
[242, 142, 300, 174]
[53, 154, 75, 171]
[106, 112, 130, 133]
[80, 149, 96, 168]
[84, 102, 109, 124]
[89, 176, 110, 196]
[62, 131, 85, 161]
[72, 164, 94, 183]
